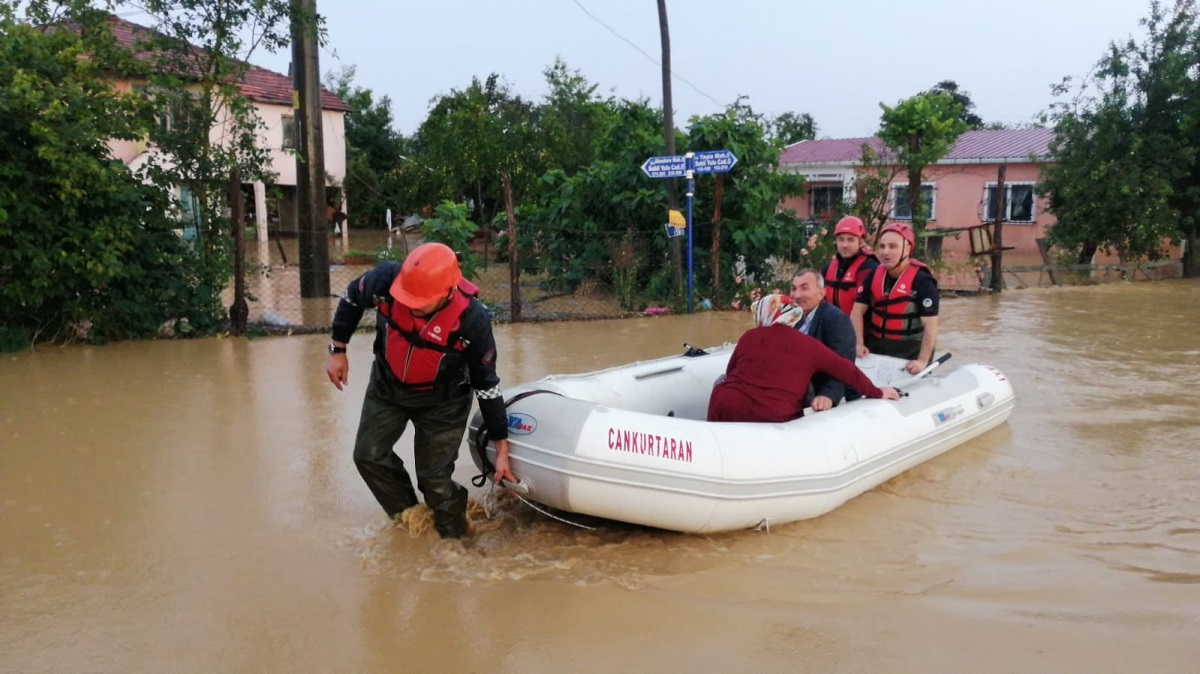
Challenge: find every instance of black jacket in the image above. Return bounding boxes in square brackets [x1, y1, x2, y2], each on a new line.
[799, 300, 858, 404]
[331, 263, 508, 440]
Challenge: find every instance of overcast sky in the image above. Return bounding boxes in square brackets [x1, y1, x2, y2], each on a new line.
[250, 0, 1149, 139]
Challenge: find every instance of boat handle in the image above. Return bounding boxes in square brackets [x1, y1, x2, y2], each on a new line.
[501, 478, 531, 495]
[634, 365, 685, 380]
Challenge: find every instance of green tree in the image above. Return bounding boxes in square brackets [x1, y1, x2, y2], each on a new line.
[0, 2, 218, 348]
[525, 99, 669, 296]
[771, 111, 817, 145]
[538, 58, 613, 175]
[851, 143, 902, 240]
[129, 0, 294, 260]
[928, 80, 985, 130]
[688, 98, 807, 304]
[878, 91, 969, 233]
[1039, 0, 1199, 273]
[411, 74, 541, 230]
[325, 65, 406, 228]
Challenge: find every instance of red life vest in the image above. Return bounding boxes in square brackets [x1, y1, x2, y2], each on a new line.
[823, 253, 871, 315]
[867, 261, 928, 342]
[377, 281, 477, 389]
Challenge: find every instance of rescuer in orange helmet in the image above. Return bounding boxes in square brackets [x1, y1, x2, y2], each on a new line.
[850, 223, 940, 375]
[325, 243, 514, 538]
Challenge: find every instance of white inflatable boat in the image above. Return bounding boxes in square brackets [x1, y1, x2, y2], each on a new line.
[468, 345, 1015, 533]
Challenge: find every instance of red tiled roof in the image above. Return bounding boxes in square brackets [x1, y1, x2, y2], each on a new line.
[102, 15, 350, 112]
[780, 128, 1054, 166]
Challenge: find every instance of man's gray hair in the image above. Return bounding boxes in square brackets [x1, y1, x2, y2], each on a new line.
[795, 268, 824, 289]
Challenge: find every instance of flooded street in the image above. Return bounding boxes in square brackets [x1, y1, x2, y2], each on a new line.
[3, 280, 1199, 672]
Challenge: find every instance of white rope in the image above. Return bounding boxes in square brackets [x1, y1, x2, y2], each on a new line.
[485, 482, 598, 531]
[754, 517, 772, 534]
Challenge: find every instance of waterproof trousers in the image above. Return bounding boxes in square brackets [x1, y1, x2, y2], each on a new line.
[866, 334, 923, 362]
[352, 359, 472, 538]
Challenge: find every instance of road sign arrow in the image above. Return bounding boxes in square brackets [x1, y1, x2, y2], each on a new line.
[693, 149, 738, 174]
[641, 154, 689, 179]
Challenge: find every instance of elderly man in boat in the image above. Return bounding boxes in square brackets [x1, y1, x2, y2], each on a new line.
[708, 294, 900, 423]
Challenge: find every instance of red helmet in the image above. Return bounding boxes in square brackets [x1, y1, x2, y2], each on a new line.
[389, 243, 462, 307]
[833, 215, 866, 238]
[879, 222, 915, 249]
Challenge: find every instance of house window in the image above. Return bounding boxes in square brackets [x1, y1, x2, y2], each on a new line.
[281, 116, 296, 150]
[133, 85, 195, 133]
[891, 184, 936, 221]
[983, 183, 1035, 223]
[810, 185, 843, 219]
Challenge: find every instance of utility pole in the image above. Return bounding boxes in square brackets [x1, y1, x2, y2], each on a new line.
[229, 167, 249, 335]
[657, 0, 683, 296]
[990, 164, 1006, 293]
[291, 0, 329, 298]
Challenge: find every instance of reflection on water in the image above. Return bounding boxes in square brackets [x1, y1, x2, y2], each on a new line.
[3, 281, 1200, 672]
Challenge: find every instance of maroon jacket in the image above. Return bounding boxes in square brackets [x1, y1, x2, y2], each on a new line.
[707, 325, 885, 423]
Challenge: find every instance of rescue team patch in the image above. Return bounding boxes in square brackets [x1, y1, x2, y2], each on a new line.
[922, 298, 933, 308]
[481, 347, 496, 366]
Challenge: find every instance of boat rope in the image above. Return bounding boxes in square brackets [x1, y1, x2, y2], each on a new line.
[483, 482, 598, 531]
[470, 389, 563, 488]
[753, 518, 772, 534]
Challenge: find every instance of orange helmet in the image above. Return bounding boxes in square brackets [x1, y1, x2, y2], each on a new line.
[833, 215, 866, 238]
[879, 222, 915, 249]
[389, 243, 462, 307]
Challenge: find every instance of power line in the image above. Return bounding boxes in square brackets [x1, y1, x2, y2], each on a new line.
[570, 0, 723, 108]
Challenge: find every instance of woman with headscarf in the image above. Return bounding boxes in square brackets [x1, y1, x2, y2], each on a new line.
[707, 293, 900, 423]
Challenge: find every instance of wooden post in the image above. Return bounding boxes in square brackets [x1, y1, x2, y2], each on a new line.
[657, 0, 683, 296]
[502, 171, 522, 322]
[229, 168, 249, 335]
[291, 0, 330, 299]
[989, 164, 1006, 292]
[711, 173, 724, 307]
[1035, 237, 1060, 286]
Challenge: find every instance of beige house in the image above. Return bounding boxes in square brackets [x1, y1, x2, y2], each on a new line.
[101, 15, 352, 243]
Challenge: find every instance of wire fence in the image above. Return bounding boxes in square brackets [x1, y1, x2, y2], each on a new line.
[231, 230, 649, 332]
[224, 231, 1189, 333]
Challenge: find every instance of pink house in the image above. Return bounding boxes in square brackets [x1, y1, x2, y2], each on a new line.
[779, 129, 1056, 268]
[99, 15, 352, 244]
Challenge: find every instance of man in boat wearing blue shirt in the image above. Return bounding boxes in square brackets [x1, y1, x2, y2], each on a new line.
[324, 243, 515, 538]
[851, 223, 940, 374]
[790, 268, 860, 411]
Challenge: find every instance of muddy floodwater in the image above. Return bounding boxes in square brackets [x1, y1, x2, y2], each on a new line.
[3, 280, 1199, 672]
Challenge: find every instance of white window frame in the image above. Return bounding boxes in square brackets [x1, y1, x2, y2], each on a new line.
[281, 115, 296, 150]
[982, 182, 1036, 224]
[809, 184, 845, 219]
[890, 183, 936, 221]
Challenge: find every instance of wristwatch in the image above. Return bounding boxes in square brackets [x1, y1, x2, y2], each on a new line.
[328, 342, 347, 355]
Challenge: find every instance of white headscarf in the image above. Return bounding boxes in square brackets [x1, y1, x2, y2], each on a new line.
[751, 293, 804, 329]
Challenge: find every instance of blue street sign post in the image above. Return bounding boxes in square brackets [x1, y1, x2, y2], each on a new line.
[641, 149, 739, 313]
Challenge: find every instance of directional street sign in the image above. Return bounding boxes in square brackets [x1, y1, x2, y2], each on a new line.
[693, 149, 738, 174]
[639, 148, 738, 314]
[641, 155, 688, 179]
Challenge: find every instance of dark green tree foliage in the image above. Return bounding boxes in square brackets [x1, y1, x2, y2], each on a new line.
[411, 74, 541, 230]
[878, 91, 969, 233]
[688, 99, 806, 288]
[0, 3, 215, 348]
[928, 80, 985, 130]
[771, 111, 817, 145]
[1040, 0, 1200, 274]
[526, 100, 670, 295]
[326, 65, 406, 228]
[539, 58, 612, 176]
